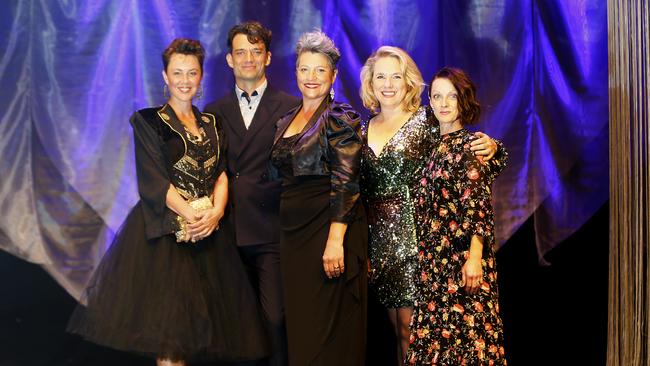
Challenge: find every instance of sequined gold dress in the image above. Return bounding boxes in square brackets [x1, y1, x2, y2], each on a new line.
[360, 106, 438, 308]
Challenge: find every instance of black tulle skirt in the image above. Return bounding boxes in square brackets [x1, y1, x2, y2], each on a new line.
[67, 202, 269, 362]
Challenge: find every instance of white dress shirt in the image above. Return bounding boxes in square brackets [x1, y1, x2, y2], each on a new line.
[235, 80, 268, 129]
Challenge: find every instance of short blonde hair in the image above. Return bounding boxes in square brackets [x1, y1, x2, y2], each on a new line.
[359, 46, 424, 114]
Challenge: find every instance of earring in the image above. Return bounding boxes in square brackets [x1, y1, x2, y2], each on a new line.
[196, 85, 204, 100]
[163, 84, 169, 98]
[329, 87, 335, 100]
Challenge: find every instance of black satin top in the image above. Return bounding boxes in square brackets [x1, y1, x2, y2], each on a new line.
[270, 97, 363, 223]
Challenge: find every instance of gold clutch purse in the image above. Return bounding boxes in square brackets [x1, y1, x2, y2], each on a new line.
[175, 196, 213, 243]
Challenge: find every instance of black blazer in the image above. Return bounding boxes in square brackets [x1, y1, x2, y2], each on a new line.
[270, 97, 363, 223]
[130, 104, 224, 240]
[204, 85, 299, 246]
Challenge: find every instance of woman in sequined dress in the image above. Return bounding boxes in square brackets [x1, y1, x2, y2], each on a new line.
[269, 30, 367, 365]
[407, 67, 507, 365]
[359, 47, 500, 365]
[67, 39, 269, 365]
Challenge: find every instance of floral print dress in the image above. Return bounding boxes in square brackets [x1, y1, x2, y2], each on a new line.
[407, 128, 507, 365]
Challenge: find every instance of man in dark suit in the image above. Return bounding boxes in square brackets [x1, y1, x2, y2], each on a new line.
[204, 21, 299, 366]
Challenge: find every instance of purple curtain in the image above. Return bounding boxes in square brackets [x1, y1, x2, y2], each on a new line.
[0, 0, 608, 298]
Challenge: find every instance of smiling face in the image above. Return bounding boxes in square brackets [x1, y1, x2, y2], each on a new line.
[226, 33, 271, 84]
[296, 51, 337, 103]
[430, 77, 460, 124]
[162, 53, 202, 104]
[371, 56, 408, 111]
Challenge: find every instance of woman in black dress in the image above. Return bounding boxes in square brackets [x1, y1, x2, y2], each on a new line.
[270, 30, 367, 365]
[67, 38, 268, 365]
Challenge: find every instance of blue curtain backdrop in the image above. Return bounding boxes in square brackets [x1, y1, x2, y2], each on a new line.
[0, 0, 608, 298]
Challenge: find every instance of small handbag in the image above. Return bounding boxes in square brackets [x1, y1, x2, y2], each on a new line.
[175, 196, 213, 243]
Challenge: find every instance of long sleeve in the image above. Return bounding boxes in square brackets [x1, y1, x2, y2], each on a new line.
[129, 111, 174, 239]
[486, 138, 508, 181]
[457, 144, 496, 240]
[326, 104, 363, 223]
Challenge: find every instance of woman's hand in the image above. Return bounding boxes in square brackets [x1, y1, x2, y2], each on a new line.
[323, 222, 348, 279]
[470, 132, 497, 160]
[461, 256, 483, 294]
[176, 209, 201, 243]
[462, 235, 485, 294]
[186, 207, 223, 242]
[323, 239, 345, 279]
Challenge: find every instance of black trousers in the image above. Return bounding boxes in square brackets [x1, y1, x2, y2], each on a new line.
[238, 243, 287, 366]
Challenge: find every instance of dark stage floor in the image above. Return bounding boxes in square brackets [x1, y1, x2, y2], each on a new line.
[0, 204, 608, 366]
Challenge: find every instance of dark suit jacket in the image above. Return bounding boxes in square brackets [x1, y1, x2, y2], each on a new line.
[205, 85, 299, 246]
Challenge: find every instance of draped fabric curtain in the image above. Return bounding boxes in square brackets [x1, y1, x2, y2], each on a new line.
[607, 1, 650, 365]
[0, 0, 608, 299]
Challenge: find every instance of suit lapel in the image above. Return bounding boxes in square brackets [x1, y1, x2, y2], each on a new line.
[224, 92, 247, 139]
[238, 88, 281, 158]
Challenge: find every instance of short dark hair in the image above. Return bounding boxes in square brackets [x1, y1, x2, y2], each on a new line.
[227, 21, 272, 52]
[162, 38, 205, 72]
[430, 67, 481, 125]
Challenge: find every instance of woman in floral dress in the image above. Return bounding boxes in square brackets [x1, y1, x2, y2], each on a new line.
[407, 67, 508, 365]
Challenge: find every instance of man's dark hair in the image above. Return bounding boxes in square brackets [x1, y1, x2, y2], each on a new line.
[227, 21, 272, 52]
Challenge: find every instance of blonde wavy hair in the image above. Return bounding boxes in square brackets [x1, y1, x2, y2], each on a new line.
[359, 46, 424, 114]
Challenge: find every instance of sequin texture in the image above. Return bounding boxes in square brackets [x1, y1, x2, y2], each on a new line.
[360, 106, 439, 308]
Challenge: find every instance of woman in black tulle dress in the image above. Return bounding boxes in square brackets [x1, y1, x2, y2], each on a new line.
[67, 39, 269, 366]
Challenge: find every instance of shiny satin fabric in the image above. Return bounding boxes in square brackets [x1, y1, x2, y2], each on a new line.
[0, 0, 607, 298]
[271, 98, 363, 223]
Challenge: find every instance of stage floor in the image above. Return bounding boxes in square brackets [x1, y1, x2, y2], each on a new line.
[0, 204, 608, 366]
